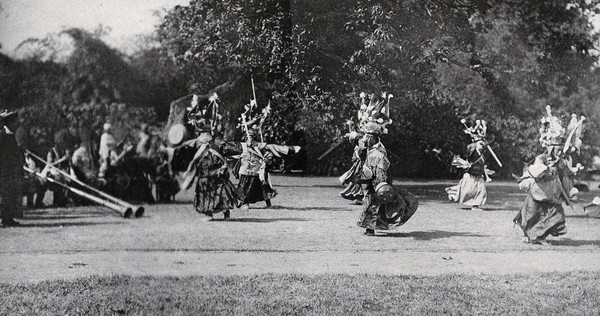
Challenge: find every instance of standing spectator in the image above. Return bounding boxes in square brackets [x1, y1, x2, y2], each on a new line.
[45, 128, 75, 207]
[98, 123, 117, 178]
[136, 123, 152, 158]
[0, 111, 24, 227]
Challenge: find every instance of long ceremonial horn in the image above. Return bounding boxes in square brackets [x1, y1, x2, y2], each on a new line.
[486, 145, 503, 168]
[27, 150, 145, 217]
[24, 167, 133, 218]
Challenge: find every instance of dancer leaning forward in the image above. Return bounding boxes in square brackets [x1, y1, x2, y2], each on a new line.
[164, 94, 243, 221]
[514, 106, 584, 245]
[344, 92, 418, 236]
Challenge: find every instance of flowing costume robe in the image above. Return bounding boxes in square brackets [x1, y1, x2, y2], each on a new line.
[357, 143, 418, 230]
[446, 142, 487, 207]
[513, 154, 569, 240]
[172, 138, 242, 216]
[224, 142, 299, 205]
[339, 144, 365, 201]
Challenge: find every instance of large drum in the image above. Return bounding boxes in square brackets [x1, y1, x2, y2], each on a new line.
[374, 182, 396, 205]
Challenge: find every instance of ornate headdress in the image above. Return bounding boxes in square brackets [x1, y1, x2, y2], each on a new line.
[357, 92, 393, 135]
[238, 96, 271, 142]
[539, 105, 585, 151]
[186, 93, 223, 135]
[460, 118, 487, 142]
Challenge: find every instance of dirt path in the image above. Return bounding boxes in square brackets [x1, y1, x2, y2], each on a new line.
[2, 176, 600, 284]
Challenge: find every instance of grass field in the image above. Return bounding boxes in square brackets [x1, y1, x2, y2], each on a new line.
[2, 272, 600, 315]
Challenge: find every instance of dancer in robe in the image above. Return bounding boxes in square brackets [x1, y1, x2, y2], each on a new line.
[166, 94, 242, 221]
[446, 119, 500, 209]
[514, 106, 584, 244]
[225, 87, 301, 209]
[351, 92, 418, 236]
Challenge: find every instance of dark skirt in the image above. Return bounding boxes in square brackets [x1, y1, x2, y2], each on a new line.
[358, 186, 419, 230]
[0, 177, 23, 219]
[238, 174, 276, 204]
[195, 175, 242, 215]
[513, 194, 566, 240]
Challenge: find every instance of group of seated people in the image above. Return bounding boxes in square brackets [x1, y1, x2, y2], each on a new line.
[22, 122, 180, 208]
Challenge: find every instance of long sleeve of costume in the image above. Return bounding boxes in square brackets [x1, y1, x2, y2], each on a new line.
[360, 145, 390, 190]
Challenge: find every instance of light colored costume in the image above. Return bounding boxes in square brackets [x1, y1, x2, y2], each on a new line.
[232, 88, 301, 207]
[98, 124, 117, 177]
[446, 119, 496, 208]
[514, 106, 584, 244]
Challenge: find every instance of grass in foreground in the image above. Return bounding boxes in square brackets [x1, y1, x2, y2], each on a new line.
[2, 272, 600, 315]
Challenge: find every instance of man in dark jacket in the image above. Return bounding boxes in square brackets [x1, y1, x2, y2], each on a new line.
[0, 111, 24, 227]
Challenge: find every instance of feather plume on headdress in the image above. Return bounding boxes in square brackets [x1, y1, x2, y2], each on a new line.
[460, 118, 487, 142]
[356, 91, 393, 135]
[539, 105, 585, 152]
[186, 93, 223, 135]
[237, 82, 271, 142]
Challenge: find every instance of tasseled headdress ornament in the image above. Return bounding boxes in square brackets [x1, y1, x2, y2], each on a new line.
[237, 79, 271, 142]
[461, 118, 487, 142]
[357, 92, 393, 135]
[539, 105, 585, 151]
[186, 93, 223, 135]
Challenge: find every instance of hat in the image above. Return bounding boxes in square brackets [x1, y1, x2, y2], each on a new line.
[356, 92, 393, 135]
[103, 123, 112, 131]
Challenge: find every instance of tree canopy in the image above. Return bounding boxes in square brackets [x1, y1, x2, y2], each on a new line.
[2, 0, 600, 178]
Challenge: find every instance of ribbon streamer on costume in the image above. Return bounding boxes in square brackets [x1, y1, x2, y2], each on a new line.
[182, 143, 209, 190]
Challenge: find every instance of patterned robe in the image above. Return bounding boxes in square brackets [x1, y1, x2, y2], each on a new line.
[339, 144, 365, 201]
[357, 142, 418, 230]
[224, 141, 300, 205]
[172, 138, 242, 215]
[513, 154, 569, 240]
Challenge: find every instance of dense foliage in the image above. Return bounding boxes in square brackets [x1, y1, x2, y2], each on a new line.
[1, 0, 600, 177]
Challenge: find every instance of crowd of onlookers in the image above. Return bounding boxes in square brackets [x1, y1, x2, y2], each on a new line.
[1, 111, 179, 227]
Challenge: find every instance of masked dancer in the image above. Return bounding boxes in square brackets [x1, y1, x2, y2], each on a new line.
[446, 119, 501, 209]
[514, 106, 584, 244]
[166, 94, 242, 221]
[352, 92, 418, 236]
[224, 86, 301, 209]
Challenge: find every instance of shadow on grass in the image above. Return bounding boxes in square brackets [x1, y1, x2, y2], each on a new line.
[267, 205, 355, 212]
[378, 230, 489, 240]
[551, 238, 600, 247]
[23, 215, 104, 220]
[217, 217, 308, 223]
[565, 214, 600, 219]
[19, 221, 126, 228]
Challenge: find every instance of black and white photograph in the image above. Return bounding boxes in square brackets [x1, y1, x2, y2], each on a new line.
[2, 0, 600, 314]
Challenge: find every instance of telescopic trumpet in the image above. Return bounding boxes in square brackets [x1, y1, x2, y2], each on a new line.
[26, 150, 145, 218]
[24, 167, 134, 218]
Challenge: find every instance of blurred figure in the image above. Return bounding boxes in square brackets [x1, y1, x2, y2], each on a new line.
[0, 111, 24, 227]
[98, 123, 117, 178]
[136, 123, 152, 158]
[45, 128, 75, 207]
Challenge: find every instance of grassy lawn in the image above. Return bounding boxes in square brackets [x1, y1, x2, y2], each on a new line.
[2, 272, 600, 315]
